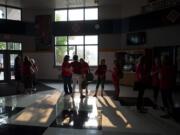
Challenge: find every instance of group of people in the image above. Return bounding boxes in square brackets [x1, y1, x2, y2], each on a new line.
[135, 55, 176, 117]
[62, 54, 123, 99]
[62, 55, 90, 98]
[14, 55, 38, 94]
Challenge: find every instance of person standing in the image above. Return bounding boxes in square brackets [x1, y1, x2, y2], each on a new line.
[80, 58, 89, 96]
[135, 56, 148, 113]
[94, 59, 107, 97]
[70, 55, 84, 98]
[30, 58, 38, 92]
[22, 56, 33, 94]
[151, 57, 160, 109]
[159, 55, 176, 118]
[109, 60, 123, 100]
[62, 55, 72, 95]
[14, 56, 22, 93]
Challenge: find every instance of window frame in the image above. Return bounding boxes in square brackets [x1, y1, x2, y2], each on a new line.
[54, 6, 98, 22]
[54, 35, 98, 67]
[54, 7, 99, 67]
[0, 4, 22, 21]
[0, 41, 22, 51]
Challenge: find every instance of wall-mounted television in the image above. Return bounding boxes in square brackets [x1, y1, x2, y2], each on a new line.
[127, 32, 146, 45]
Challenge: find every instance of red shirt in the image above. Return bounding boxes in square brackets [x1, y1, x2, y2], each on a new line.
[70, 61, 82, 74]
[81, 62, 89, 75]
[22, 61, 32, 77]
[151, 64, 160, 87]
[159, 65, 176, 90]
[135, 63, 148, 83]
[112, 66, 120, 83]
[62, 61, 72, 77]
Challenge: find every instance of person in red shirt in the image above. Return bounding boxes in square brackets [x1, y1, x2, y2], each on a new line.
[94, 59, 107, 97]
[109, 60, 123, 100]
[70, 55, 84, 98]
[151, 57, 160, 109]
[62, 55, 72, 95]
[80, 58, 89, 96]
[135, 56, 149, 113]
[159, 55, 176, 118]
[22, 56, 33, 94]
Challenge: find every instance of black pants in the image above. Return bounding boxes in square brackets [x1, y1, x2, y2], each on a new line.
[136, 83, 146, 110]
[153, 86, 159, 103]
[63, 76, 72, 94]
[96, 77, 105, 90]
[161, 89, 174, 114]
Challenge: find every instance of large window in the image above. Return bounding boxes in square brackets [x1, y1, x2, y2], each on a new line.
[0, 5, 21, 21]
[55, 7, 98, 21]
[55, 7, 98, 66]
[55, 35, 98, 66]
[0, 42, 22, 51]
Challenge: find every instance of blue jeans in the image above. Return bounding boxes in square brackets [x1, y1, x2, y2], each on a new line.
[63, 76, 72, 94]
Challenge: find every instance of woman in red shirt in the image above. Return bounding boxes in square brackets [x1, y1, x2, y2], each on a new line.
[94, 59, 107, 97]
[151, 57, 160, 109]
[109, 60, 123, 100]
[62, 55, 72, 95]
[159, 55, 175, 118]
[22, 56, 33, 94]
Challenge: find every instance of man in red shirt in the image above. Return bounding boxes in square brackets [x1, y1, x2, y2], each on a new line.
[70, 55, 84, 98]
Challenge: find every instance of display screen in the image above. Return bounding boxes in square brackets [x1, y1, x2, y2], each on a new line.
[127, 32, 146, 45]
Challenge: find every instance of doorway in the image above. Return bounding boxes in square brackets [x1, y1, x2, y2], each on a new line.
[0, 51, 22, 82]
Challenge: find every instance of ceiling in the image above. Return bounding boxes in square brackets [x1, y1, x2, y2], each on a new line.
[0, 0, 123, 9]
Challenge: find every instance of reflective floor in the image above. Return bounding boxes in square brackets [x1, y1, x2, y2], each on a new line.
[0, 83, 180, 135]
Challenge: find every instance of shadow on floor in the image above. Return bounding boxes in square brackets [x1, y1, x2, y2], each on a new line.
[0, 82, 55, 97]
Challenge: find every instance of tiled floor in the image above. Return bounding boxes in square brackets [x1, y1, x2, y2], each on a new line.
[0, 82, 180, 135]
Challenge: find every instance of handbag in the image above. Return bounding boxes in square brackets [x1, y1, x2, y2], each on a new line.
[86, 72, 94, 82]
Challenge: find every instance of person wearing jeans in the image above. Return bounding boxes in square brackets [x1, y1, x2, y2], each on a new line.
[62, 55, 72, 95]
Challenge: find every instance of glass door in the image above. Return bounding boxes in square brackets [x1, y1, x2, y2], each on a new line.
[10, 53, 19, 80]
[0, 53, 4, 81]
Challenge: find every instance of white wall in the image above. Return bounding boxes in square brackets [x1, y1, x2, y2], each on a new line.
[24, 52, 59, 80]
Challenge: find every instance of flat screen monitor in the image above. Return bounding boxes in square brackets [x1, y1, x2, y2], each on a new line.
[127, 32, 146, 45]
